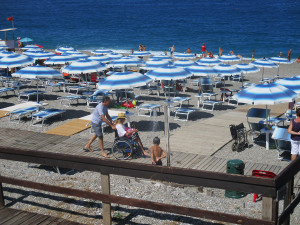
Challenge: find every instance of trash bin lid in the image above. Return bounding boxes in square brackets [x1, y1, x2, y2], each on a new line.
[227, 159, 245, 170]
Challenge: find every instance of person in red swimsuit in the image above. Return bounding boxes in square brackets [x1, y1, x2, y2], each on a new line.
[201, 43, 206, 57]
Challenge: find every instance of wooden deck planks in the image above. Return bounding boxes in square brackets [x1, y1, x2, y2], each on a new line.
[44, 119, 90, 136]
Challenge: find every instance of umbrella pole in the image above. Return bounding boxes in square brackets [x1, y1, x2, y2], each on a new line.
[36, 78, 39, 103]
[164, 104, 171, 166]
[241, 72, 244, 88]
[262, 68, 265, 81]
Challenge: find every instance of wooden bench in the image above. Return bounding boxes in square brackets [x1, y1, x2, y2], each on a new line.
[0, 207, 83, 224]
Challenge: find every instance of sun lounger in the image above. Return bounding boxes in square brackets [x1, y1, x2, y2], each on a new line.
[195, 93, 218, 107]
[0, 87, 15, 96]
[172, 97, 190, 108]
[31, 108, 65, 127]
[174, 108, 198, 121]
[138, 103, 161, 117]
[18, 90, 45, 102]
[57, 95, 86, 107]
[7, 106, 41, 123]
[86, 90, 114, 108]
[67, 86, 87, 95]
[201, 100, 223, 111]
[44, 81, 62, 92]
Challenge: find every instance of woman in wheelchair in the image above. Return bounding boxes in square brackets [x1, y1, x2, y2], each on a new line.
[115, 113, 150, 156]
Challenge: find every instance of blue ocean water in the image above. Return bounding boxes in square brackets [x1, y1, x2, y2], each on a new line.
[1, 0, 300, 58]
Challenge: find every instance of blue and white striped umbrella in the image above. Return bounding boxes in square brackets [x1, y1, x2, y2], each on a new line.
[61, 59, 106, 74]
[23, 50, 56, 60]
[0, 54, 34, 68]
[149, 55, 173, 61]
[173, 60, 196, 68]
[22, 45, 41, 50]
[268, 57, 291, 64]
[250, 59, 278, 80]
[0, 44, 9, 49]
[213, 64, 241, 76]
[218, 54, 241, 62]
[106, 53, 123, 60]
[131, 51, 152, 57]
[97, 71, 152, 90]
[275, 77, 300, 94]
[88, 55, 112, 63]
[24, 48, 44, 53]
[91, 49, 113, 55]
[173, 53, 195, 59]
[186, 64, 217, 76]
[0, 51, 16, 58]
[141, 59, 171, 70]
[44, 53, 78, 65]
[235, 63, 260, 74]
[145, 66, 192, 81]
[70, 53, 89, 60]
[197, 57, 222, 66]
[55, 46, 75, 53]
[12, 65, 63, 79]
[232, 83, 297, 105]
[109, 56, 145, 67]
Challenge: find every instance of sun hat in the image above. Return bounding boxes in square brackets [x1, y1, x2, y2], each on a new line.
[117, 112, 126, 119]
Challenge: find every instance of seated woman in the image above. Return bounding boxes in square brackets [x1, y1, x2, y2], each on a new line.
[115, 113, 150, 156]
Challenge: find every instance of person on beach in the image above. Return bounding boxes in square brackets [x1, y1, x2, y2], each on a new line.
[164, 49, 167, 55]
[17, 37, 23, 48]
[84, 96, 116, 158]
[115, 113, 150, 156]
[219, 47, 223, 56]
[296, 57, 300, 63]
[139, 44, 142, 51]
[237, 53, 242, 58]
[150, 137, 166, 166]
[143, 45, 146, 51]
[288, 108, 300, 161]
[279, 51, 283, 57]
[169, 45, 175, 56]
[186, 48, 191, 53]
[201, 43, 206, 56]
[287, 49, 292, 61]
[208, 51, 214, 58]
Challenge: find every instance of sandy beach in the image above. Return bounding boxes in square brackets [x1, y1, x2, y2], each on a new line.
[0, 54, 300, 224]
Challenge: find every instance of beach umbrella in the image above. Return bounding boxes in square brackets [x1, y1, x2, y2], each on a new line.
[23, 50, 56, 60]
[88, 55, 112, 63]
[0, 44, 9, 49]
[213, 64, 242, 87]
[109, 56, 145, 68]
[149, 55, 173, 61]
[141, 59, 171, 71]
[55, 46, 75, 53]
[173, 60, 196, 68]
[275, 77, 300, 94]
[146, 66, 192, 81]
[0, 54, 34, 69]
[22, 45, 41, 50]
[61, 59, 106, 74]
[91, 49, 113, 55]
[197, 57, 222, 66]
[70, 53, 89, 60]
[186, 64, 217, 77]
[250, 59, 278, 81]
[173, 53, 195, 59]
[44, 53, 78, 65]
[19, 37, 33, 42]
[0, 51, 16, 58]
[12, 65, 63, 102]
[24, 48, 44, 53]
[131, 51, 152, 57]
[106, 53, 123, 60]
[218, 54, 241, 63]
[268, 57, 292, 77]
[235, 63, 260, 87]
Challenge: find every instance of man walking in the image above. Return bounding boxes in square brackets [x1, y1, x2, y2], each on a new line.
[84, 96, 116, 158]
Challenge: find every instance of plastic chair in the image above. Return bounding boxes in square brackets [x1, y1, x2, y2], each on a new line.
[247, 108, 270, 142]
[271, 127, 291, 160]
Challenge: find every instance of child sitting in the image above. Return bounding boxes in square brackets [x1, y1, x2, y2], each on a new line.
[150, 137, 166, 166]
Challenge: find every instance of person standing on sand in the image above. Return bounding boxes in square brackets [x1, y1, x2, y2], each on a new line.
[143, 45, 146, 51]
[252, 49, 255, 61]
[169, 45, 175, 56]
[186, 48, 191, 53]
[201, 43, 206, 56]
[84, 96, 116, 158]
[164, 49, 167, 55]
[150, 137, 166, 166]
[139, 44, 142, 51]
[287, 49, 292, 61]
[279, 51, 283, 57]
[288, 108, 300, 161]
[219, 47, 223, 56]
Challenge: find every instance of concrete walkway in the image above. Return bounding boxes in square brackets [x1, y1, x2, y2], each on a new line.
[161, 110, 249, 156]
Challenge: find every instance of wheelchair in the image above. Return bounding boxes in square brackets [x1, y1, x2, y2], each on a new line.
[229, 123, 248, 152]
[111, 130, 142, 160]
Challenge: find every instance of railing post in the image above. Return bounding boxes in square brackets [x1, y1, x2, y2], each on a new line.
[0, 182, 4, 207]
[101, 173, 111, 225]
[282, 179, 294, 225]
[262, 196, 278, 223]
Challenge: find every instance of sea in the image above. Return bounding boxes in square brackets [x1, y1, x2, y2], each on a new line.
[1, 0, 300, 59]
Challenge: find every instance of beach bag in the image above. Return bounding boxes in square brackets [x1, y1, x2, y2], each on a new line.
[122, 101, 134, 108]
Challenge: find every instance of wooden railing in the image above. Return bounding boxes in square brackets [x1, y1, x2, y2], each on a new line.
[0, 146, 299, 225]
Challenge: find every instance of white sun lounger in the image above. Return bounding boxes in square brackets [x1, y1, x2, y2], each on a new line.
[30, 108, 65, 127]
[202, 100, 223, 111]
[7, 106, 41, 123]
[18, 90, 45, 102]
[67, 86, 87, 95]
[57, 95, 86, 107]
[0, 87, 15, 96]
[172, 97, 190, 108]
[174, 108, 198, 121]
[137, 104, 161, 117]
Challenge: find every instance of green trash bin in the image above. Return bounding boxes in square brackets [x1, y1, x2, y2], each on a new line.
[225, 159, 247, 199]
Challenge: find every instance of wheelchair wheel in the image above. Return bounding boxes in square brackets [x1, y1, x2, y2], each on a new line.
[112, 139, 133, 160]
[232, 141, 238, 151]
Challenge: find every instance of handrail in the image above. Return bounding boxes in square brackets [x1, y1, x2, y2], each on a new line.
[275, 156, 300, 188]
